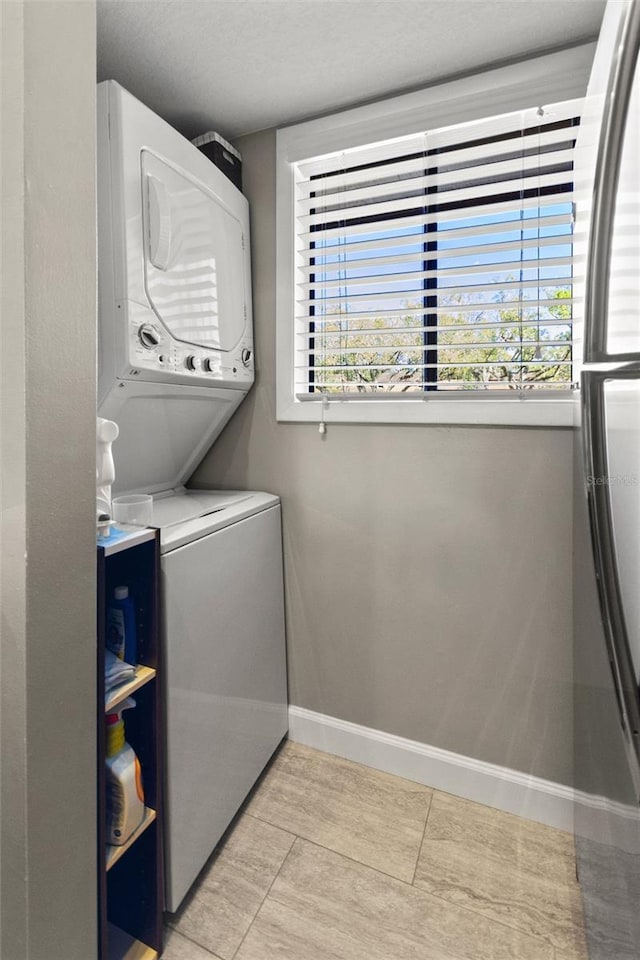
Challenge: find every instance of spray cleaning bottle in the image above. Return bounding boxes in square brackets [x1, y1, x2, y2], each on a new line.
[105, 697, 145, 845]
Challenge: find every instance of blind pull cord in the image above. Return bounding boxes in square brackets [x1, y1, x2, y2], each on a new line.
[318, 394, 329, 436]
[534, 106, 544, 362]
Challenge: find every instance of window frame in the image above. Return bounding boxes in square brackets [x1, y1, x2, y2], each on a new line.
[276, 43, 595, 427]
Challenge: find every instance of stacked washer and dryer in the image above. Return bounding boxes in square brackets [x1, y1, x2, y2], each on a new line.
[97, 81, 288, 912]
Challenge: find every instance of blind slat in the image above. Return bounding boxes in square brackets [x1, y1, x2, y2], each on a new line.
[297, 127, 577, 200]
[300, 278, 573, 308]
[301, 256, 574, 292]
[297, 148, 576, 215]
[297, 384, 574, 394]
[298, 194, 573, 243]
[300, 234, 573, 275]
[300, 297, 574, 320]
[299, 341, 574, 356]
[300, 360, 573, 371]
[299, 170, 573, 228]
[297, 317, 573, 337]
[301, 211, 573, 255]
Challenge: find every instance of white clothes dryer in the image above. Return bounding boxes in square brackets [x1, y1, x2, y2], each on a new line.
[97, 80, 254, 495]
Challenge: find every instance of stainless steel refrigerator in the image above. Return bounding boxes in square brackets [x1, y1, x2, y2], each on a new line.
[574, 1, 640, 957]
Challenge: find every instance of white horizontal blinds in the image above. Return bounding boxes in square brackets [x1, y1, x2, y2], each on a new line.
[293, 100, 580, 395]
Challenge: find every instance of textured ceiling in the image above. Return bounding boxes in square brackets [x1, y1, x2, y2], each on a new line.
[97, 0, 606, 142]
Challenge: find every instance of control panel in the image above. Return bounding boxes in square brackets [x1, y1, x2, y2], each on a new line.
[120, 301, 254, 389]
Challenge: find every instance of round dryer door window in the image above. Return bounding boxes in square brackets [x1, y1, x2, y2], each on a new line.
[141, 150, 247, 353]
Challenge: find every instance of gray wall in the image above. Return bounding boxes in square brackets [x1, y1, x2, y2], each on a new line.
[192, 129, 575, 787]
[1, 2, 98, 957]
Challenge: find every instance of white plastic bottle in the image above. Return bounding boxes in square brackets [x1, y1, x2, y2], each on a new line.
[105, 697, 145, 845]
[96, 416, 119, 536]
[106, 585, 137, 664]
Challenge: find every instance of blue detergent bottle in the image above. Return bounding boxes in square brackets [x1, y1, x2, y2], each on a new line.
[106, 585, 137, 665]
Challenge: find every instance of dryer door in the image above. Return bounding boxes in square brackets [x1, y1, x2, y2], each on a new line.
[141, 150, 247, 353]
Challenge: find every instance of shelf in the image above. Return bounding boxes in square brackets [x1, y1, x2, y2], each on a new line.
[106, 807, 156, 872]
[105, 665, 156, 713]
[107, 924, 157, 960]
[99, 529, 162, 960]
[99, 526, 156, 557]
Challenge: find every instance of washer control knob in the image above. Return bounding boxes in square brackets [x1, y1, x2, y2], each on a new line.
[185, 355, 198, 371]
[241, 348, 252, 367]
[139, 323, 160, 349]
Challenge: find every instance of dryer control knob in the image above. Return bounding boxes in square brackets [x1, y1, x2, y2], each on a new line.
[241, 348, 252, 367]
[203, 358, 216, 373]
[139, 323, 160, 349]
[185, 355, 198, 371]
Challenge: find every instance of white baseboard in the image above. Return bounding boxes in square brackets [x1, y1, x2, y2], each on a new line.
[288, 705, 640, 845]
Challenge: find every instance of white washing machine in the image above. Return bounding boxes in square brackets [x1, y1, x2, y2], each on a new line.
[151, 489, 287, 911]
[97, 81, 288, 911]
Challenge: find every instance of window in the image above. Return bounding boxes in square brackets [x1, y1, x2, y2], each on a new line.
[276, 45, 594, 426]
[299, 107, 578, 396]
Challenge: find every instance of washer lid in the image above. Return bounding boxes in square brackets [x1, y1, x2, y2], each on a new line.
[100, 380, 244, 496]
[151, 490, 280, 553]
[150, 489, 252, 527]
[142, 150, 247, 353]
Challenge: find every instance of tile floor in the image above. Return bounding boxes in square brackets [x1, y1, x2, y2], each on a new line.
[162, 741, 587, 960]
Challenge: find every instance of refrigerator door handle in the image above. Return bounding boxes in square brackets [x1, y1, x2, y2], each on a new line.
[582, 370, 640, 799]
[585, 0, 640, 363]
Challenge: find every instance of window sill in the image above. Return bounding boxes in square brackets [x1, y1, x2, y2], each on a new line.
[276, 395, 576, 427]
